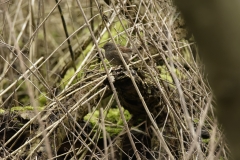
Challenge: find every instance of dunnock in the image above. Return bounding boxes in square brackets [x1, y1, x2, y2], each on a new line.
[103, 42, 132, 66]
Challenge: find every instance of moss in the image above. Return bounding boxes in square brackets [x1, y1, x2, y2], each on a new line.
[159, 65, 174, 84]
[38, 92, 47, 106]
[84, 107, 132, 136]
[202, 138, 210, 143]
[99, 20, 129, 46]
[193, 118, 199, 123]
[158, 65, 185, 87]
[11, 106, 44, 112]
[0, 109, 5, 114]
[61, 68, 75, 88]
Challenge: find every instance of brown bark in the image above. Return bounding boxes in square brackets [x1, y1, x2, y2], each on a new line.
[174, 1, 240, 159]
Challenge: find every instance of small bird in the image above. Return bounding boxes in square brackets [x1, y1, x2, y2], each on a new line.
[103, 42, 132, 66]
